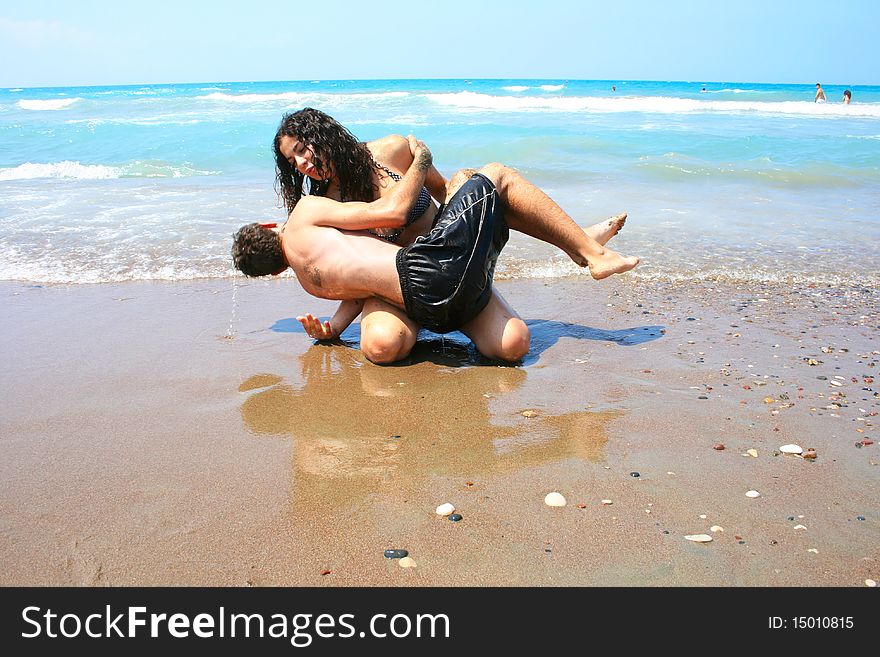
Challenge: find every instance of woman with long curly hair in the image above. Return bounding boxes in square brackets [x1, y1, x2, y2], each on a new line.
[274, 108, 447, 245]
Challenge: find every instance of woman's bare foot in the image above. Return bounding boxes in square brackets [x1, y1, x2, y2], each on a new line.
[585, 212, 627, 245]
[587, 247, 640, 280]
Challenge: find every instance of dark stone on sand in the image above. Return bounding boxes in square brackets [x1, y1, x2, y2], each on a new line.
[449, 514, 463, 522]
[389, 435, 401, 440]
[817, 376, 827, 380]
[384, 549, 408, 559]
[698, 395, 709, 399]
[857, 516, 865, 521]
[788, 516, 795, 521]
[630, 472, 640, 478]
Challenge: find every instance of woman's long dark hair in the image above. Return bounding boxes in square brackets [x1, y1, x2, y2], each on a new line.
[274, 108, 378, 212]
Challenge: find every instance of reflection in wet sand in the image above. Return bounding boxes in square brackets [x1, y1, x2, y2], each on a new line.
[239, 343, 620, 512]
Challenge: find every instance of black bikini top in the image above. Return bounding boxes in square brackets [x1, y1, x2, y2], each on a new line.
[369, 164, 432, 242]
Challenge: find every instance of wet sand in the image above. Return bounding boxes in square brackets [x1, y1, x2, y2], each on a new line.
[0, 275, 877, 586]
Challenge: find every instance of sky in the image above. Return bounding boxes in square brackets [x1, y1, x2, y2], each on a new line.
[1, 0, 877, 88]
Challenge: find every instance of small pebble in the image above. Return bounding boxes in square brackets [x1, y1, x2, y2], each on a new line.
[746, 490, 761, 498]
[630, 471, 640, 478]
[435, 503, 455, 516]
[780, 444, 803, 455]
[807, 548, 819, 554]
[544, 492, 567, 507]
[399, 557, 417, 568]
[601, 499, 613, 505]
[793, 524, 807, 530]
[684, 534, 713, 543]
[710, 525, 724, 533]
[713, 443, 725, 450]
[866, 579, 877, 587]
[384, 549, 408, 559]
[803, 449, 817, 460]
[521, 410, 539, 418]
[746, 449, 758, 458]
[698, 396, 708, 400]
[448, 513, 463, 522]
[576, 503, 586, 509]
[857, 516, 865, 521]
[320, 570, 331, 576]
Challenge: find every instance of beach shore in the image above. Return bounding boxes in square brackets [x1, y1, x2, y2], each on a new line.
[1, 275, 876, 586]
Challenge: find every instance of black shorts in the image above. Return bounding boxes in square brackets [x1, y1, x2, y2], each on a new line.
[395, 173, 509, 333]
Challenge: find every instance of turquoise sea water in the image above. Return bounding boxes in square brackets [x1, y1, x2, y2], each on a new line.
[1, 79, 878, 285]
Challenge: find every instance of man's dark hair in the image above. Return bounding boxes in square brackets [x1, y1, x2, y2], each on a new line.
[273, 108, 378, 212]
[844, 89, 852, 98]
[231, 223, 286, 277]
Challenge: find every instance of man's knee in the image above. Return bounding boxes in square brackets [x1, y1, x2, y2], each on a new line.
[500, 322, 530, 362]
[478, 161, 509, 181]
[479, 321, 530, 363]
[360, 326, 413, 364]
[446, 168, 478, 202]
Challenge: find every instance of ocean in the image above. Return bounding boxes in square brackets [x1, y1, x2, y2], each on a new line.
[1, 79, 878, 286]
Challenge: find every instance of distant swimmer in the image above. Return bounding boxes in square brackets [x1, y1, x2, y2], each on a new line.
[701, 86, 707, 93]
[612, 85, 616, 92]
[843, 89, 852, 104]
[815, 83, 826, 103]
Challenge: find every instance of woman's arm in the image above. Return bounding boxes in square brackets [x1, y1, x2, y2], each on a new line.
[290, 137, 433, 231]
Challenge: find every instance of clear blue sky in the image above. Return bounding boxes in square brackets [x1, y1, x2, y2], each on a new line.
[2, 0, 877, 88]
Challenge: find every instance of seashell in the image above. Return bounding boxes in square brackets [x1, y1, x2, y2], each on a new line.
[779, 444, 803, 454]
[544, 492, 567, 507]
[866, 579, 877, 587]
[746, 449, 758, 458]
[710, 525, 724, 533]
[745, 490, 761, 498]
[793, 524, 807, 530]
[398, 557, 417, 568]
[829, 380, 842, 387]
[684, 534, 713, 543]
[435, 503, 455, 516]
[521, 410, 539, 418]
[601, 499, 613, 505]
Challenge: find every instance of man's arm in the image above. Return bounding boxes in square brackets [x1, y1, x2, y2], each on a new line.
[297, 299, 364, 340]
[289, 137, 433, 231]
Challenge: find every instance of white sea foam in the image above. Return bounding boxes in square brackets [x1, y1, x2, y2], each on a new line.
[9, 88, 23, 92]
[540, 84, 564, 92]
[196, 91, 409, 103]
[425, 91, 880, 118]
[0, 161, 217, 181]
[502, 86, 530, 92]
[17, 97, 82, 110]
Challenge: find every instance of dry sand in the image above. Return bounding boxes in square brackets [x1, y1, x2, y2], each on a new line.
[0, 275, 877, 586]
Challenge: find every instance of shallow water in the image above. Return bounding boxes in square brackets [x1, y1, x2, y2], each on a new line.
[1, 79, 878, 286]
